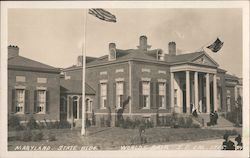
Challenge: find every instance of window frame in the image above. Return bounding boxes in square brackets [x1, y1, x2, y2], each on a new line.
[15, 89, 25, 114]
[36, 90, 46, 114]
[142, 81, 150, 109]
[158, 82, 166, 109]
[116, 81, 124, 109]
[100, 83, 107, 109]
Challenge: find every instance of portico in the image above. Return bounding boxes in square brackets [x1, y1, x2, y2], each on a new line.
[170, 64, 218, 114]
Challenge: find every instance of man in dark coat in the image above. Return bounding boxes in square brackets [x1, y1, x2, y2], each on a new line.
[222, 134, 235, 150]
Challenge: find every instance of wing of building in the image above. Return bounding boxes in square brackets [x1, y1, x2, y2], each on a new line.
[8, 45, 61, 122]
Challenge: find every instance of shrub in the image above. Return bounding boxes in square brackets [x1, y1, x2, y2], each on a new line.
[8, 115, 22, 131]
[165, 115, 172, 126]
[100, 117, 105, 127]
[85, 118, 91, 128]
[59, 120, 71, 129]
[185, 117, 193, 128]
[106, 107, 112, 127]
[22, 129, 32, 142]
[31, 130, 44, 141]
[178, 117, 185, 128]
[26, 116, 38, 130]
[92, 111, 96, 126]
[47, 131, 56, 141]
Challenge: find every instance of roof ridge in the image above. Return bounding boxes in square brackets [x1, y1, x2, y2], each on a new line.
[9, 55, 57, 69]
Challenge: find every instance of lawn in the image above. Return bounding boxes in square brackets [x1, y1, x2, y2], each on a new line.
[8, 127, 241, 151]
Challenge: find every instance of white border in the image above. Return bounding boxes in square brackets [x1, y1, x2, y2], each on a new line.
[0, 1, 249, 158]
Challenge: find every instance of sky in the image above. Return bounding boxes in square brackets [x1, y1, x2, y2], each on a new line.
[8, 9, 242, 77]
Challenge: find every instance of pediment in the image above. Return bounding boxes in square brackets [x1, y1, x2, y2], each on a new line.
[192, 53, 218, 67]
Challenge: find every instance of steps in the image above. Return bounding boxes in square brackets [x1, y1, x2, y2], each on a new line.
[198, 113, 234, 128]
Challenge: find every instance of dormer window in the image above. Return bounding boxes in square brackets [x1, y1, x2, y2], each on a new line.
[157, 50, 164, 61]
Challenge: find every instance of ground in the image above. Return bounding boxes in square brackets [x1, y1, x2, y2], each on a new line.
[8, 126, 242, 151]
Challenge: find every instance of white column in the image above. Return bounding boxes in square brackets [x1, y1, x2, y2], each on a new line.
[186, 71, 190, 113]
[194, 72, 199, 112]
[171, 72, 175, 112]
[206, 73, 210, 113]
[213, 74, 218, 111]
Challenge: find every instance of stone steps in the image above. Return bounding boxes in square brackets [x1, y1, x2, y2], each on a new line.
[198, 113, 234, 127]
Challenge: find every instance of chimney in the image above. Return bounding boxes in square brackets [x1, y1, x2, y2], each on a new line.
[76, 55, 83, 66]
[168, 42, 176, 56]
[137, 35, 151, 51]
[109, 43, 116, 60]
[8, 45, 19, 58]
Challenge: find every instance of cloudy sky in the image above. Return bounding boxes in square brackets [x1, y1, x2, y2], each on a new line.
[8, 8, 242, 77]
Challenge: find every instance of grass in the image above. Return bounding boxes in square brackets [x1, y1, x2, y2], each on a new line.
[8, 127, 241, 151]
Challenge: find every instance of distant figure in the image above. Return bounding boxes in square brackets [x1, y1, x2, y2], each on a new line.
[209, 112, 215, 126]
[235, 134, 243, 150]
[214, 111, 219, 125]
[138, 121, 146, 137]
[222, 134, 235, 150]
[192, 104, 198, 117]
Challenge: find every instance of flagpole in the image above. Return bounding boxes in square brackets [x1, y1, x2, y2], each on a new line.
[195, 37, 217, 52]
[81, 8, 87, 136]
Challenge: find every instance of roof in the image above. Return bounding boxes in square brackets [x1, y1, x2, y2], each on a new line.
[165, 51, 204, 63]
[8, 56, 60, 73]
[60, 79, 95, 95]
[225, 74, 239, 81]
[65, 47, 218, 70]
[87, 49, 167, 66]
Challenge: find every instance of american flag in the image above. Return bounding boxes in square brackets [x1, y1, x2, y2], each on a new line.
[89, 8, 116, 23]
[206, 38, 224, 53]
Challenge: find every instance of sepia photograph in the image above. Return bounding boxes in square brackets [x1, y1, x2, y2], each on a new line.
[0, 1, 249, 158]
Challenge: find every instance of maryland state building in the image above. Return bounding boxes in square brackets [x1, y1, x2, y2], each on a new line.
[8, 35, 242, 126]
[61, 35, 242, 126]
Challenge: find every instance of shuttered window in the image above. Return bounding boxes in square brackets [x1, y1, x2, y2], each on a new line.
[116, 81, 124, 109]
[100, 83, 107, 109]
[37, 90, 46, 113]
[16, 89, 25, 113]
[142, 81, 150, 109]
[158, 82, 166, 109]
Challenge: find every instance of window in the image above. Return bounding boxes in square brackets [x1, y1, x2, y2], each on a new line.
[158, 82, 166, 108]
[226, 96, 231, 112]
[86, 100, 93, 113]
[37, 90, 46, 113]
[100, 83, 107, 109]
[142, 81, 150, 109]
[158, 53, 164, 61]
[16, 89, 25, 113]
[116, 81, 124, 109]
[157, 51, 164, 61]
[16, 76, 26, 82]
[37, 77, 47, 83]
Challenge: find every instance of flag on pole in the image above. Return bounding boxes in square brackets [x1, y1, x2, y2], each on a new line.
[206, 38, 224, 53]
[89, 8, 116, 22]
